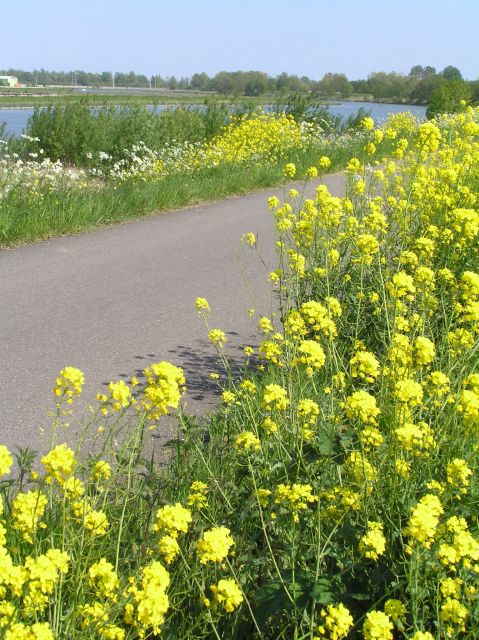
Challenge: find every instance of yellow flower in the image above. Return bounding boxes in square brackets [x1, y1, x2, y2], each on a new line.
[242, 232, 256, 246]
[404, 494, 443, 549]
[222, 390, 236, 405]
[234, 431, 261, 453]
[84, 510, 109, 537]
[262, 384, 290, 411]
[283, 162, 296, 178]
[208, 328, 227, 348]
[153, 503, 192, 538]
[344, 391, 380, 425]
[316, 603, 353, 639]
[350, 351, 380, 383]
[197, 526, 235, 564]
[126, 561, 170, 635]
[0, 445, 13, 477]
[258, 316, 274, 334]
[275, 483, 318, 521]
[12, 490, 48, 542]
[262, 416, 278, 434]
[41, 443, 76, 484]
[158, 535, 180, 564]
[108, 380, 131, 410]
[187, 481, 208, 509]
[361, 116, 375, 131]
[195, 297, 210, 312]
[446, 458, 472, 494]
[268, 195, 279, 209]
[53, 366, 85, 398]
[318, 156, 331, 171]
[394, 379, 423, 406]
[362, 610, 393, 640]
[89, 558, 120, 598]
[293, 340, 326, 371]
[359, 521, 386, 560]
[440, 598, 468, 632]
[62, 476, 85, 500]
[384, 599, 406, 623]
[91, 460, 112, 482]
[142, 361, 186, 420]
[210, 578, 243, 612]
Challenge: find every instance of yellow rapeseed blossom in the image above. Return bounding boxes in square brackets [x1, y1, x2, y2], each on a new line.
[153, 503, 192, 539]
[362, 610, 393, 640]
[234, 431, 261, 453]
[0, 445, 13, 477]
[53, 366, 85, 399]
[41, 443, 77, 484]
[262, 384, 290, 411]
[383, 599, 406, 624]
[210, 578, 243, 613]
[344, 391, 380, 425]
[275, 483, 318, 522]
[318, 156, 331, 171]
[350, 351, 380, 383]
[293, 340, 326, 372]
[242, 232, 256, 246]
[405, 494, 443, 550]
[89, 558, 120, 598]
[84, 510, 109, 537]
[158, 535, 180, 564]
[91, 460, 112, 482]
[108, 380, 131, 410]
[142, 361, 186, 420]
[359, 521, 386, 560]
[315, 603, 353, 640]
[125, 560, 170, 636]
[194, 297, 210, 313]
[12, 490, 48, 542]
[446, 458, 472, 494]
[258, 316, 274, 334]
[208, 328, 227, 348]
[283, 162, 296, 178]
[197, 526, 235, 564]
[187, 481, 208, 509]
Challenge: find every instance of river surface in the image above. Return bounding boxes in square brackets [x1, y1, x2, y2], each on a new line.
[0, 101, 426, 139]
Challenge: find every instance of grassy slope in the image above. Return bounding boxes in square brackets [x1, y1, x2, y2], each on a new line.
[0, 143, 361, 247]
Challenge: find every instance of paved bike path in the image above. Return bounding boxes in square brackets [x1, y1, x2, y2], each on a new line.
[1, 174, 345, 451]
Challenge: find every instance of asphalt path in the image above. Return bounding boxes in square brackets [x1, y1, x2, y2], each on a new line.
[1, 173, 346, 452]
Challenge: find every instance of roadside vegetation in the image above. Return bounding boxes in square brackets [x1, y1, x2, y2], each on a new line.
[1, 106, 478, 638]
[0, 101, 404, 246]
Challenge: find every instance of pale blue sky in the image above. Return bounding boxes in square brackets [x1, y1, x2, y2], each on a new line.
[1, 0, 478, 80]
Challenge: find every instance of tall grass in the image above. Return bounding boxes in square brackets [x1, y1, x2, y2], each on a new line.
[0, 128, 384, 246]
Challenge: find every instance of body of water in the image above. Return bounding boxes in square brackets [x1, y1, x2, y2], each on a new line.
[0, 101, 427, 139]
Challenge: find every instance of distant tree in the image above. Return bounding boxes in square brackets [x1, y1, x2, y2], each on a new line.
[409, 65, 437, 79]
[317, 73, 352, 97]
[410, 74, 446, 104]
[426, 80, 471, 118]
[190, 72, 210, 90]
[441, 66, 463, 81]
[244, 71, 269, 96]
[409, 65, 425, 79]
[167, 76, 178, 90]
[469, 80, 479, 102]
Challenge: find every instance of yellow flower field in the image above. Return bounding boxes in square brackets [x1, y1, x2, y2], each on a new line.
[1, 105, 479, 638]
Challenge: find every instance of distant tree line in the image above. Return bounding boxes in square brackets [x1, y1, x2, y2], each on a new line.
[1, 65, 478, 105]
